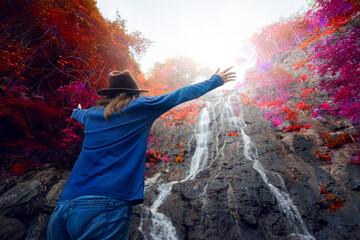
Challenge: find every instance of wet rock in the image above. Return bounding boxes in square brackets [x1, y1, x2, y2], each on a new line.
[0, 169, 56, 218]
[45, 171, 70, 208]
[25, 213, 49, 240]
[346, 169, 360, 191]
[0, 215, 27, 240]
[293, 134, 316, 162]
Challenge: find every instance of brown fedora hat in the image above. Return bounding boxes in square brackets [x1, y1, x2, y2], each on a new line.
[97, 70, 149, 96]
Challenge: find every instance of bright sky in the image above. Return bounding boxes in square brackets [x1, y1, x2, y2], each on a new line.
[96, 0, 309, 77]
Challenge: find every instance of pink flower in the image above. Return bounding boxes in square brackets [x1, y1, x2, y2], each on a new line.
[272, 119, 282, 127]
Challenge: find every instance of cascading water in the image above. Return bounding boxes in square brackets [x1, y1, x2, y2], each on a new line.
[149, 182, 178, 240]
[138, 89, 315, 240]
[138, 182, 178, 240]
[138, 95, 215, 240]
[226, 91, 315, 240]
[184, 103, 212, 180]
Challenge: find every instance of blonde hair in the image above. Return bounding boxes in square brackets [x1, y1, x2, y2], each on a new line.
[94, 92, 139, 120]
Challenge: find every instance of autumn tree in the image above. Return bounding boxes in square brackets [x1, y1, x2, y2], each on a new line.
[243, 0, 360, 130]
[0, 0, 150, 171]
[143, 56, 212, 96]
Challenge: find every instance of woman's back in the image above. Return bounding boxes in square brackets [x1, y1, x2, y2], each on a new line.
[59, 74, 225, 205]
[48, 68, 236, 240]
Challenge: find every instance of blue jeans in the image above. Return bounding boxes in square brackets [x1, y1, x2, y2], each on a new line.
[47, 195, 133, 240]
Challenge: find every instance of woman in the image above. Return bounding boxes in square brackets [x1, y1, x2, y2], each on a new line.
[47, 67, 236, 240]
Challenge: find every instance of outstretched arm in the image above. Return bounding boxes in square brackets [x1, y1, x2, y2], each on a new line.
[139, 66, 236, 118]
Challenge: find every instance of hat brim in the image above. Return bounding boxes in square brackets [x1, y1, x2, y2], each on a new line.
[97, 88, 149, 96]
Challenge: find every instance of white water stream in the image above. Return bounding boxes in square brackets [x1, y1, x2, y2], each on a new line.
[184, 104, 212, 180]
[225, 91, 315, 240]
[139, 90, 315, 240]
[138, 97, 215, 240]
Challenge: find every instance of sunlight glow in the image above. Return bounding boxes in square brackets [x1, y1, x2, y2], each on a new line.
[96, 0, 308, 76]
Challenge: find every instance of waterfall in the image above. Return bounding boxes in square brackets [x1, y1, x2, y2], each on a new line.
[184, 104, 212, 180]
[230, 92, 315, 240]
[138, 182, 178, 240]
[148, 182, 178, 240]
[139, 90, 315, 240]
[139, 99, 214, 240]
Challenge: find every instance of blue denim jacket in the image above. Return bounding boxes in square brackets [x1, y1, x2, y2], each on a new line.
[59, 75, 224, 205]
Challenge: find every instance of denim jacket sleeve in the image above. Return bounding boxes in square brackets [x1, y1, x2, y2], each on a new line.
[72, 108, 88, 124]
[138, 74, 224, 118]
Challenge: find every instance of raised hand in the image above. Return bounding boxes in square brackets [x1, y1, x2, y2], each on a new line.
[214, 66, 236, 83]
[72, 104, 82, 116]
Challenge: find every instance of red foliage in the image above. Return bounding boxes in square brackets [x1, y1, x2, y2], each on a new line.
[320, 183, 345, 211]
[295, 102, 313, 111]
[146, 149, 163, 165]
[10, 160, 36, 175]
[0, 0, 150, 91]
[299, 87, 317, 99]
[174, 142, 185, 163]
[239, 93, 255, 105]
[316, 151, 332, 162]
[0, 0, 151, 170]
[147, 132, 162, 147]
[297, 74, 308, 82]
[282, 106, 298, 123]
[243, 61, 302, 127]
[312, 103, 335, 117]
[264, 112, 284, 126]
[320, 132, 358, 149]
[60, 118, 85, 147]
[227, 132, 239, 136]
[143, 57, 211, 96]
[349, 152, 360, 165]
[299, 24, 341, 51]
[160, 102, 201, 126]
[256, 98, 285, 109]
[292, 58, 312, 71]
[56, 82, 100, 113]
[312, 25, 360, 125]
[244, 0, 360, 130]
[145, 149, 167, 176]
[0, 90, 64, 162]
[240, 0, 360, 169]
[283, 124, 311, 132]
[251, 15, 320, 59]
[310, 0, 360, 26]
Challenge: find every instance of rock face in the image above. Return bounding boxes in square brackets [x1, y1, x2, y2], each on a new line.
[1, 47, 360, 240]
[127, 91, 360, 240]
[0, 169, 70, 240]
[0, 90, 359, 240]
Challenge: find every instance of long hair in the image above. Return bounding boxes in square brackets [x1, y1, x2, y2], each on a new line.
[94, 92, 139, 120]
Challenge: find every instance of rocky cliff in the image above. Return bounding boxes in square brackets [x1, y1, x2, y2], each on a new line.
[128, 90, 360, 240]
[1, 86, 359, 240]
